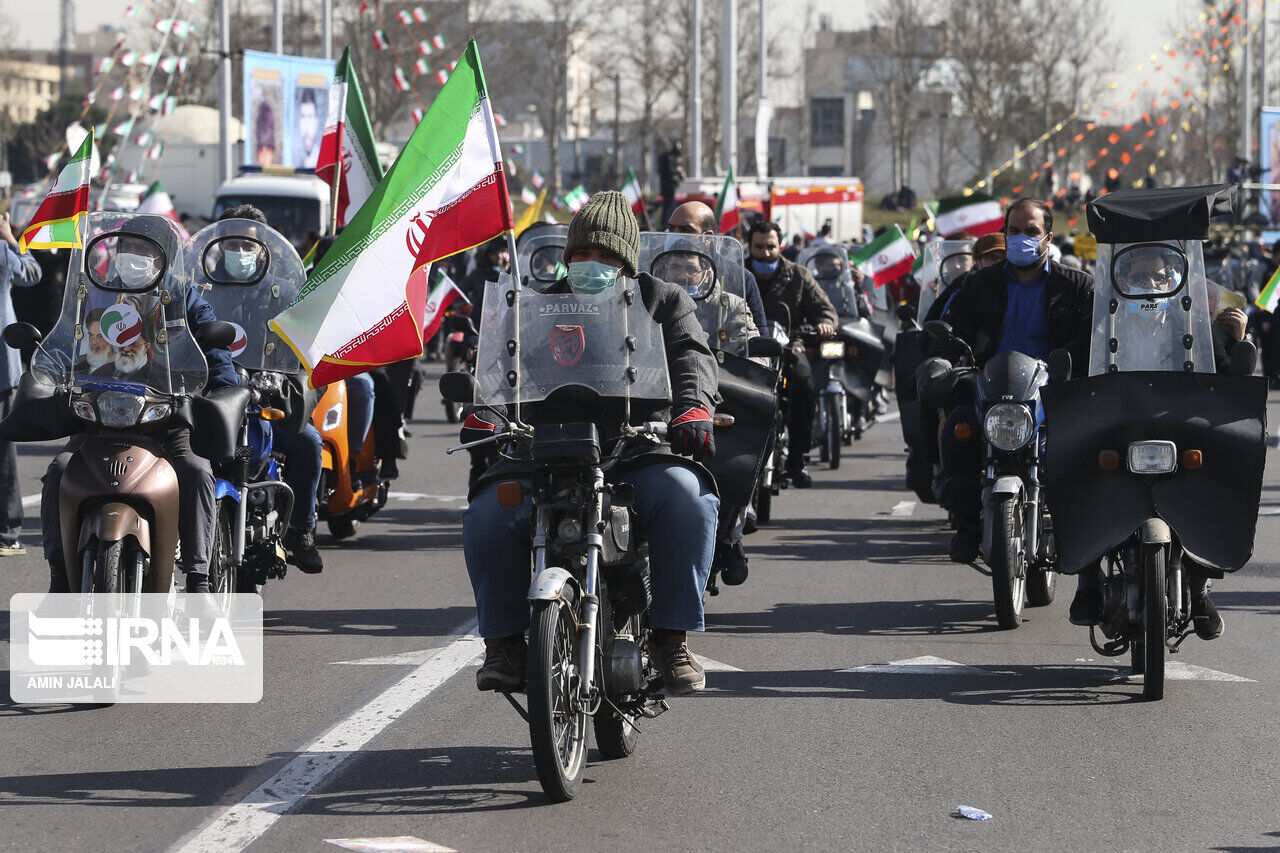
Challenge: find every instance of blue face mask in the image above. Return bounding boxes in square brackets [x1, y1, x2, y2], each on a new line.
[751, 257, 780, 277]
[1006, 233, 1044, 268]
[567, 260, 619, 294]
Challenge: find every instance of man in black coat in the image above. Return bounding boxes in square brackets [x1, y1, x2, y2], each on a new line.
[938, 198, 1094, 563]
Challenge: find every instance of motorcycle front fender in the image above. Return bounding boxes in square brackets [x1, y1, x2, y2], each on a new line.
[1139, 518, 1172, 545]
[529, 566, 579, 603]
[990, 476, 1024, 499]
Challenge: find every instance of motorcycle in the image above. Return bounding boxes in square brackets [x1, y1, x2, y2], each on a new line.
[1040, 185, 1266, 700]
[444, 271, 697, 801]
[189, 218, 308, 595]
[312, 378, 389, 539]
[1, 213, 243, 698]
[754, 321, 793, 525]
[923, 320, 1058, 629]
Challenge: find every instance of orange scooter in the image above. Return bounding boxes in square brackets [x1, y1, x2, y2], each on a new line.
[312, 380, 388, 539]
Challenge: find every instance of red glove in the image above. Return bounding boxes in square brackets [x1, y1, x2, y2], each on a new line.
[460, 410, 498, 444]
[668, 406, 715, 461]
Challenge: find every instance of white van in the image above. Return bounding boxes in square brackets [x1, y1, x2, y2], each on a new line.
[212, 171, 331, 251]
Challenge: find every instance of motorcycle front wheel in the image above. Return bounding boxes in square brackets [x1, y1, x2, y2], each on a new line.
[988, 495, 1027, 629]
[825, 395, 842, 470]
[1138, 544, 1167, 701]
[209, 502, 237, 613]
[528, 597, 588, 801]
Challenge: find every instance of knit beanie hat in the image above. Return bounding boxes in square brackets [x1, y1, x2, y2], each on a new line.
[563, 190, 639, 277]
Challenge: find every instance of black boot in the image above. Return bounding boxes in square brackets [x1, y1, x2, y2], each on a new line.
[48, 560, 70, 594]
[788, 460, 813, 489]
[1069, 569, 1104, 626]
[284, 527, 324, 574]
[949, 525, 981, 563]
[721, 543, 749, 586]
[185, 571, 211, 594]
[1190, 578, 1224, 640]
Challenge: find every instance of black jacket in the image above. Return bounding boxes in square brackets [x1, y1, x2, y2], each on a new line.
[945, 260, 1094, 374]
[748, 256, 838, 333]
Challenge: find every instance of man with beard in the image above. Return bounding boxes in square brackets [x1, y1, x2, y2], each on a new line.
[81, 308, 114, 373]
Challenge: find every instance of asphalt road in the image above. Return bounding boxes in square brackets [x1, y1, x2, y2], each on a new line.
[2, 364, 1278, 853]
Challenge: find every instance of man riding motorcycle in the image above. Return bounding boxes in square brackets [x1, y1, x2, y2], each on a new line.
[40, 214, 238, 594]
[744, 219, 838, 487]
[667, 201, 768, 330]
[460, 192, 720, 696]
[937, 199, 1093, 563]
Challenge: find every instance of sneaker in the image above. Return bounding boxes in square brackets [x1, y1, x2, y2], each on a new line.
[649, 630, 705, 696]
[0, 541, 27, 557]
[476, 635, 526, 691]
[721, 543, 749, 586]
[949, 527, 981, 564]
[1068, 575, 1104, 627]
[1191, 593, 1224, 640]
[283, 527, 324, 574]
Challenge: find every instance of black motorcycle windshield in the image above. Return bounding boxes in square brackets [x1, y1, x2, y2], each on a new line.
[705, 352, 779, 511]
[978, 351, 1044, 402]
[1041, 371, 1267, 573]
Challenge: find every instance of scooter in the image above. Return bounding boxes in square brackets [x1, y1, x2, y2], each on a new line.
[312, 379, 389, 539]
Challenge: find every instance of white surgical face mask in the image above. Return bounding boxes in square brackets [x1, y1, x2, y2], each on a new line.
[225, 249, 259, 281]
[116, 252, 158, 288]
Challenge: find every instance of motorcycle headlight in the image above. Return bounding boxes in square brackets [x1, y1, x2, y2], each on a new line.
[819, 341, 846, 359]
[1128, 440, 1177, 474]
[982, 403, 1034, 451]
[321, 402, 343, 432]
[96, 392, 146, 428]
[139, 402, 172, 424]
[72, 398, 96, 422]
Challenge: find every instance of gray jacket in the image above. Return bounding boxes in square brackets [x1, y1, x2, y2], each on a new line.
[1, 244, 44, 392]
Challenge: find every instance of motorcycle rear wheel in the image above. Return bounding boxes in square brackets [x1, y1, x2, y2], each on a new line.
[825, 396, 842, 470]
[528, 597, 588, 801]
[1140, 544, 1167, 701]
[988, 495, 1027, 629]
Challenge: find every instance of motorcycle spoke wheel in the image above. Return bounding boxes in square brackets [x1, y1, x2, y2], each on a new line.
[209, 503, 236, 615]
[1141, 545, 1167, 701]
[989, 495, 1027, 629]
[528, 599, 587, 801]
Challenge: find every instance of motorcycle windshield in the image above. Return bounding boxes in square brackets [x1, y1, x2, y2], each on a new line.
[639, 232, 751, 356]
[1087, 241, 1216, 375]
[798, 244, 859, 318]
[187, 219, 303, 374]
[916, 240, 974, 322]
[515, 225, 568, 293]
[34, 212, 208, 396]
[474, 273, 671, 407]
[978, 350, 1046, 403]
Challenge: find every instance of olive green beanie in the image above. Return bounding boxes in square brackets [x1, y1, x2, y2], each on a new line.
[562, 190, 639, 277]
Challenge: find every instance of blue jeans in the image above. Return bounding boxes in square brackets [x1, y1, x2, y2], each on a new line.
[345, 373, 375, 461]
[462, 460, 719, 638]
[272, 423, 322, 530]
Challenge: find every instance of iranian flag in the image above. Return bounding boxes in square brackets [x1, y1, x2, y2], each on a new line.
[421, 271, 469, 340]
[1257, 266, 1280, 313]
[271, 39, 513, 388]
[137, 180, 183, 230]
[851, 225, 916, 287]
[316, 46, 385, 229]
[19, 132, 93, 252]
[621, 167, 645, 214]
[714, 166, 739, 233]
[562, 185, 589, 212]
[933, 193, 1003, 237]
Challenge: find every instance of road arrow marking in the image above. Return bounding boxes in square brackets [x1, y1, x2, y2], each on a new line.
[1119, 661, 1255, 683]
[890, 500, 916, 517]
[326, 838, 456, 853]
[838, 655, 986, 675]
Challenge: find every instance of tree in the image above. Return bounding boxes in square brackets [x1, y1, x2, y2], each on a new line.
[870, 0, 944, 192]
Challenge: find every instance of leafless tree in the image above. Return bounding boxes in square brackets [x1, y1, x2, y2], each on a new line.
[870, 0, 945, 192]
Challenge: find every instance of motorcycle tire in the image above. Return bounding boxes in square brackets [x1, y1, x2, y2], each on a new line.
[209, 502, 237, 613]
[95, 539, 123, 594]
[594, 614, 646, 760]
[826, 396, 842, 470]
[1026, 567, 1056, 606]
[328, 515, 359, 541]
[528, 597, 588, 802]
[988, 495, 1027, 630]
[1139, 544, 1167, 701]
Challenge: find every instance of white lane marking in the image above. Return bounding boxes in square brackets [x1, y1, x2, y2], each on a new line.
[326, 837, 456, 852]
[699, 656, 742, 672]
[386, 492, 466, 503]
[22, 494, 40, 509]
[174, 627, 484, 853]
[1119, 661, 1255, 683]
[331, 648, 445, 666]
[838, 655, 985, 675]
[877, 410, 901, 424]
[890, 500, 916, 517]
[1258, 507, 1280, 516]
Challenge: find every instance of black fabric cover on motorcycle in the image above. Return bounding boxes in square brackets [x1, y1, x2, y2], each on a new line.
[978, 351, 1045, 403]
[189, 386, 252, 461]
[0, 372, 77, 441]
[1041, 371, 1266, 574]
[1086, 184, 1236, 243]
[703, 352, 779, 520]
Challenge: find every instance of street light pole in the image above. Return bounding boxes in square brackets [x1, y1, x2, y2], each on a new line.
[691, 0, 702, 179]
[219, 0, 233, 184]
[322, 0, 333, 60]
[612, 73, 621, 186]
[723, 0, 737, 175]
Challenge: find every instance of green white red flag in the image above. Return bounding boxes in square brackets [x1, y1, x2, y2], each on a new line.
[562, 185, 589, 213]
[19, 132, 93, 252]
[622, 168, 645, 214]
[1257, 266, 1280, 313]
[136, 180, 186, 236]
[851, 225, 916, 287]
[932, 193, 1003, 237]
[271, 39, 513, 388]
[421, 270, 469, 340]
[316, 46, 384, 228]
[714, 166, 739, 233]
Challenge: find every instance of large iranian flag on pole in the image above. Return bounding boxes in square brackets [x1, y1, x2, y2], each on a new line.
[933, 193, 1003, 237]
[714, 166, 739, 233]
[851, 225, 916, 287]
[272, 39, 513, 387]
[19, 132, 93, 252]
[316, 46, 384, 228]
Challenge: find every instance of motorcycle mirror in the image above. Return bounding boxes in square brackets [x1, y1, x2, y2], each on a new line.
[746, 336, 783, 358]
[439, 371, 478, 404]
[1229, 339, 1258, 377]
[1046, 348, 1073, 383]
[923, 320, 954, 342]
[196, 321, 237, 351]
[2, 322, 43, 350]
[448, 314, 478, 336]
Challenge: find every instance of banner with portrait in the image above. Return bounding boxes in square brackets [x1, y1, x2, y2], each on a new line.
[242, 50, 335, 169]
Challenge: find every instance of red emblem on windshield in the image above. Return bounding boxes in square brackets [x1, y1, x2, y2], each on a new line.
[550, 325, 585, 366]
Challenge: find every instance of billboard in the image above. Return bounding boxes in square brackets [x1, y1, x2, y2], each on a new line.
[243, 50, 335, 169]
